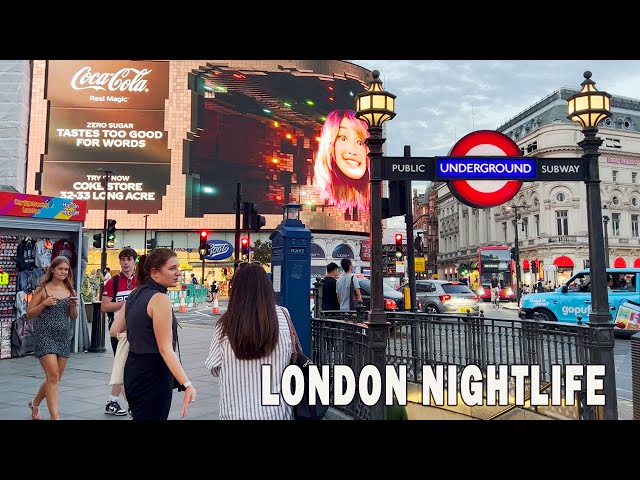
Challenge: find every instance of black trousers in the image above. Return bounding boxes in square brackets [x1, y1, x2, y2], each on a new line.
[124, 352, 174, 420]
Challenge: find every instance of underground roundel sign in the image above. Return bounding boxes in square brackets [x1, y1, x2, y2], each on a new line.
[447, 130, 522, 208]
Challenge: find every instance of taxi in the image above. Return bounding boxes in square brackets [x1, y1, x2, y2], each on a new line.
[519, 268, 640, 332]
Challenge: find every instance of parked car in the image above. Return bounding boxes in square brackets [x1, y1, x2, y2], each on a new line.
[357, 278, 420, 311]
[402, 280, 481, 315]
[519, 268, 640, 335]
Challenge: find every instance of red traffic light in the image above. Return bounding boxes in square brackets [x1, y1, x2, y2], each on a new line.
[394, 233, 403, 245]
[241, 238, 249, 246]
[200, 230, 208, 238]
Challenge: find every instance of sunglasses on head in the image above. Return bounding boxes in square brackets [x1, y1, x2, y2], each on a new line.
[236, 260, 263, 269]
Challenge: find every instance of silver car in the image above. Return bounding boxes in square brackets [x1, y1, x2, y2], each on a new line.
[411, 280, 482, 315]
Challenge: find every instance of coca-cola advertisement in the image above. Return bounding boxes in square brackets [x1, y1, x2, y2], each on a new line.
[45, 108, 170, 164]
[46, 60, 169, 110]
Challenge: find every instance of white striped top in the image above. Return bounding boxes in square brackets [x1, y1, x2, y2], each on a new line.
[205, 305, 294, 420]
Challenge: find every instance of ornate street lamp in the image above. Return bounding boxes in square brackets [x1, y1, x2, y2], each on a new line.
[567, 71, 617, 420]
[355, 70, 396, 420]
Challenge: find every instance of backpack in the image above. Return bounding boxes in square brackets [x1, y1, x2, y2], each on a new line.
[348, 275, 360, 310]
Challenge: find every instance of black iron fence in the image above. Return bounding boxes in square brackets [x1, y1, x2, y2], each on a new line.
[310, 281, 606, 420]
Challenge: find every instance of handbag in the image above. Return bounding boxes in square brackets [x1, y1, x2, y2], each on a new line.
[348, 275, 359, 310]
[11, 314, 36, 357]
[281, 306, 329, 421]
[109, 332, 129, 386]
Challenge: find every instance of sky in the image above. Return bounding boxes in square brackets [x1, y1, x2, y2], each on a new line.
[352, 60, 640, 213]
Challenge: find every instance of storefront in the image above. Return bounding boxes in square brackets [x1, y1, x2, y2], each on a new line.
[0, 192, 87, 359]
[553, 255, 574, 286]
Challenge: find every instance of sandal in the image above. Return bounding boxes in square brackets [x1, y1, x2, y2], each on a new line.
[28, 400, 41, 420]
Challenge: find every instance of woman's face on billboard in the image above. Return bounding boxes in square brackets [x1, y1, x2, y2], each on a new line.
[334, 118, 367, 180]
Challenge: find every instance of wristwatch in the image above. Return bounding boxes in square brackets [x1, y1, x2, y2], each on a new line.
[182, 380, 192, 390]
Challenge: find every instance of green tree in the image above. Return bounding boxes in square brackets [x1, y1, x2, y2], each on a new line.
[252, 239, 272, 266]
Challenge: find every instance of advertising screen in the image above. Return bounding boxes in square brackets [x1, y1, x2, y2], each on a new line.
[185, 64, 371, 232]
[41, 60, 170, 214]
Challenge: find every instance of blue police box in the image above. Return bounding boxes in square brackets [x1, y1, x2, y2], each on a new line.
[269, 204, 312, 356]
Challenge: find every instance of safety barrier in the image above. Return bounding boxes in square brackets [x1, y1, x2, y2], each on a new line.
[168, 284, 208, 308]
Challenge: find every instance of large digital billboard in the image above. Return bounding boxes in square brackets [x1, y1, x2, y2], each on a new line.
[40, 60, 170, 214]
[185, 63, 371, 232]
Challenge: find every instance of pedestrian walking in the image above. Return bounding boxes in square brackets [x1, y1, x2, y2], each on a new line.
[336, 258, 361, 311]
[322, 262, 340, 311]
[101, 247, 137, 416]
[26, 256, 78, 420]
[205, 262, 293, 420]
[110, 248, 196, 420]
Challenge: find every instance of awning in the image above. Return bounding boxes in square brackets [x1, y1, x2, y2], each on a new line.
[553, 255, 574, 268]
[614, 257, 627, 268]
[522, 259, 530, 269]
[634, 258, 640, 268]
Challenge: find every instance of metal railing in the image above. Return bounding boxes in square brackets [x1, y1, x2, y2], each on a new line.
[310, 282, 605, 420]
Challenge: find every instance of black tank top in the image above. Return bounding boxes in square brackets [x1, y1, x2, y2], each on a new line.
[125, 278, 177, 354]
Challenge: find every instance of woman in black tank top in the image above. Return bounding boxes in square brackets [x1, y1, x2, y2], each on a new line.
[110, 249, 197, 420]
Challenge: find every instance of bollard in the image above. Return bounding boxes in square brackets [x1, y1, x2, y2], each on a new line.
[212, 297, 219, 314]
[178, 291, 187, 313]
[88, 301, 107, 353]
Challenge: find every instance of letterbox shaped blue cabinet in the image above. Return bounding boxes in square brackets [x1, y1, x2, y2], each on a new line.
[269, 205, 312, 356]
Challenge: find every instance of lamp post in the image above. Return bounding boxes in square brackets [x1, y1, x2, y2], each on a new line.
[602, 203, 610, 268]
[355, 70, 396, 420]
[567, 71, 618, 420]
[509, 202, 524, 304]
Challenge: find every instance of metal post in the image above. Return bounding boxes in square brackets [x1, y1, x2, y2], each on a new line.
[201, 258, 205, 285]
[234, 183, 242, 262]
[513, 205, 521, 304]
[404, 145, 417, 312]
[143, 214, 149, 253]
[581, 127, 618, 420]
[603, 215, 610, 268]
[366, 125, 388, 421]
[99, 169, 112, 276]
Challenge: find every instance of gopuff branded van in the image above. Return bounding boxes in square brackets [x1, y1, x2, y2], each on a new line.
[519, 268, 640, 333]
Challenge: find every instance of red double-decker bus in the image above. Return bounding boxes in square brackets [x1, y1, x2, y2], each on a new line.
[476, 246, 515, 301]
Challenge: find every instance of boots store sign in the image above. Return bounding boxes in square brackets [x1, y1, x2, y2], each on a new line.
[40, 61, 170, 214]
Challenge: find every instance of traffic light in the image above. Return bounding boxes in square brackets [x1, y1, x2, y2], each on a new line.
[240, 237, 249, 258]
[199, 230, 208, 259]
[510, 247, 518, 261]
[414, 235, 423, 255]
[395, 233, 403, 246]
[242, 202, 266, 231]
[382, 181, 407, 219]
[106, 219, 117, 248]
[146, 238, 157, 251]
[92, 233, 102, 249]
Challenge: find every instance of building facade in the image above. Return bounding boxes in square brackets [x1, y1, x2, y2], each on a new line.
[4, 60, 374, 275]
[437, 88, 640, 287]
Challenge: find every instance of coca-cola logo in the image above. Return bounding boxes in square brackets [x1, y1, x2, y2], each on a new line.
[71, 67, 152, 93]
[204, 240, 234, 261]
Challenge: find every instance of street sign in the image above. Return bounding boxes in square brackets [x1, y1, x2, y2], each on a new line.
[447, 130, 523, 209]
[382, 156, 435, 180]
[414, 257, 425, 272]
[436, 157, 536, 180]
[536, 158, 586, 181]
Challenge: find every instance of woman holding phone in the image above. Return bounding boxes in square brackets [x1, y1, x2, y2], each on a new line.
[26, 256, 78, 420]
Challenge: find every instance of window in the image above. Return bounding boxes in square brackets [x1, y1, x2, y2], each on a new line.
[534, 214, 540, 237]
[556, 210, 568, 235]
[632, 215, 639, 237]
[633, 197, 638, 207]
[605, 138, 621, 148]
[522, 217, 529, 238]
[526, 141, 538, 154]
[612, 196, 620, 206]
[556, 192, 566, 203]
[533, 197, 539, 208]
[613, 170, 618, 182]
[502, 222, 507, 242]
[612, 213, 620, 237]
[634, 172, 638, 184]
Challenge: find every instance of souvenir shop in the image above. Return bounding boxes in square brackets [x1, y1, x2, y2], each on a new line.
[0, 192, 87, 359]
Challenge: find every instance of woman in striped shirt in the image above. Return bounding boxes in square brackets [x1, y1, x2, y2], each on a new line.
[205, 262, 293, 420]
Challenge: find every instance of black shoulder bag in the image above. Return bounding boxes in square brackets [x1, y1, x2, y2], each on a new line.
[282, 306, 329, 421]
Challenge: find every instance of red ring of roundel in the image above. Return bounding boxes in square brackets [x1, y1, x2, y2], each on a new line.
[447, 130, 523, 208]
